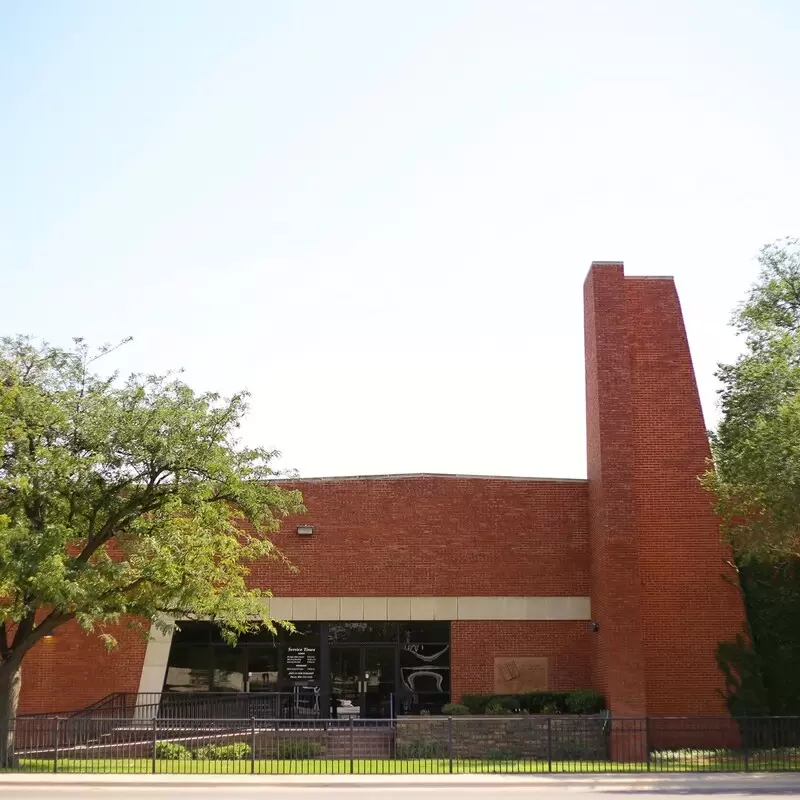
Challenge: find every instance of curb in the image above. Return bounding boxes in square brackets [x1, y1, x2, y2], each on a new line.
[2, 774, 800, 790]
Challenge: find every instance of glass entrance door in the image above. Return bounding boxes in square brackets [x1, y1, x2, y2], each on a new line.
[330, 646, 395, 718]
[330, 647, 361, 718]
[363, 647, 394, 718]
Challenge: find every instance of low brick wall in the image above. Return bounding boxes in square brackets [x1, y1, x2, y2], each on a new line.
[396, 715, 608, 760]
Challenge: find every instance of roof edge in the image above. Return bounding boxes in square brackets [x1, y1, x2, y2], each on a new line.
[269, 472, 587, 484]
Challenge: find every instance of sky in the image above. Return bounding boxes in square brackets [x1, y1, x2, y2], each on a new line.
[1, 0, 799, 480]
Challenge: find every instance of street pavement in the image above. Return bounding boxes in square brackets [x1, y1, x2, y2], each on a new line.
[2, 773, 800, 798]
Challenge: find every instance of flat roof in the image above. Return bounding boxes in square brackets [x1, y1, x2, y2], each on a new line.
[270, 472, 587, 484]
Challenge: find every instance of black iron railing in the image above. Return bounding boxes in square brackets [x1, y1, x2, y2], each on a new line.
[19, 691, 321, 722]
[3, 715, 800, 774]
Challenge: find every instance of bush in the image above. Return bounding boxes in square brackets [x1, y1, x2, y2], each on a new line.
[565, 690, 605, 715]
[461, 694, 501, 714]
[155, 741, 190, 760]
[441, 703, 470, 716]
[276, 739, 324, 759]
[518, 692, 569, 714]
[461, 690, 605, 715]
[211, 743, 252, 761]
[396, 739, 448, 758]
[192, 744, 218, 761]
[192, 742, 252, 761]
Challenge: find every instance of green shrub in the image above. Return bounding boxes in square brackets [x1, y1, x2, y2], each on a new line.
[565, 690, 605, 715]
[441, 703, 470, 716]
[192, 744, 218, 761]
[461, 695, 493, 714]
[211, 743, 252, 761]
[490, 695, 528, 714]
[276, 739, 324, 759]
[155, 741, 190, 760]
[518, 692, 570, 714]
[460, 690, 604, 715]
[192, 742, 252, 761]
[396, 739, 447, 758]
[485, 701, 512, 715]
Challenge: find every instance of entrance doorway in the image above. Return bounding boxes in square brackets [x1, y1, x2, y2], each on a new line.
[330, 646, 395, 718]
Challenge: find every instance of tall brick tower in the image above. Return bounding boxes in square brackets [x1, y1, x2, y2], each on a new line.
[584, 262, 744, 717]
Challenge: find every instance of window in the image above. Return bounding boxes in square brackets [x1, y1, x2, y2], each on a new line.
[171, 621, 213, 646]
[247, 648, 279, 692]
[397, 625, 450, 714]
[163, 646, 212, 692]
[398, 622, 450, 643]
[328, 622, 398, 643]
[211, 650, 245, 692]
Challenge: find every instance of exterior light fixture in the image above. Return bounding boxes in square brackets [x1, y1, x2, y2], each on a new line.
[43, 634, 55, 641]
[589, 621, 599, 633]
[296, 525, 314, 536]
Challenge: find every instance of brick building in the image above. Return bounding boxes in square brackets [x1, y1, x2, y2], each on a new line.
[18, 262, 744, 719]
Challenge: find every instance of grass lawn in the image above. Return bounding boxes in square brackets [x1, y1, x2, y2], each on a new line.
[9, 756, 800, 774]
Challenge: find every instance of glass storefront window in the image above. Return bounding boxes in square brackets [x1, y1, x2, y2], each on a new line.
[281, 622, 320, 645]
[211, 650, 245, 692]
[247, 648, 279, 691]
[171, 621, 213, 646]
[163, 646, 212, 692]
[162, 620, 452, 715]
[416, 693, 451, 715]
[400, 644, 450, 693]
[238, 627, 279, 645]
[398, 622, 450, 643]
[328, 622, 398, 643]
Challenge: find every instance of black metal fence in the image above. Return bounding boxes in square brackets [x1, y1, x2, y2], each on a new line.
[18, 692, 321, 721]
[119, 692, 320, 721]
[2, 716, 800, 774]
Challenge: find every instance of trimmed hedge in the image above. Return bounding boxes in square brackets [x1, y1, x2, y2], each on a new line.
[565, 689, 606, 715]
[441, 703, 470, 716]
[460, 690, 605, 715]
[276, 739, 324, 759]
[193, 742, 252, 761]
[154, 741, 190, 760]
[156, 742, 252, 761]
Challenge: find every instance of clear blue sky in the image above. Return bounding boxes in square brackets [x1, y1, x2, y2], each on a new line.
[2, 1, 799, 479]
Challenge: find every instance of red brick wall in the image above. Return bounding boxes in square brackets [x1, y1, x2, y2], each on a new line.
[17, 619, 146, 715]
[251, 476, 590, 597]
[584, 263, 745, 716]
[16, 477, 590, 715]
[584, 264, 648, 716]
[451, 621, 593, 701]
[624, 276, 744, 716]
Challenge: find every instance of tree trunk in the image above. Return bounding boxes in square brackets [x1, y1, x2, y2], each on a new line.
[0, 660, 22, 768]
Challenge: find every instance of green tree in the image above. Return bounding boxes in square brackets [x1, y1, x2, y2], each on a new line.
[0, 337, 303, 765]
[706, 237, 800, 563]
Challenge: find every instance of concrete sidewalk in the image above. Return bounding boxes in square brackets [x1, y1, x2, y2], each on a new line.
[2, 772, 800, 791]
